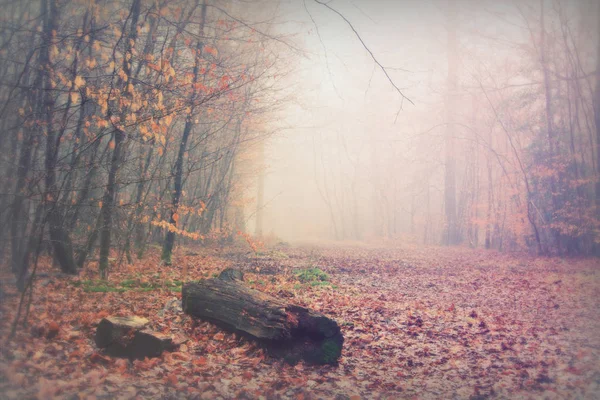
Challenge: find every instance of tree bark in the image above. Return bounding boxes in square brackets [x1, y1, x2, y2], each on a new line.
[98, 0, 141, 278]
[255, 139, 265, 238]
[182, 270, 344, 365]
[95, 316, 178, 359]
[162, 0, 207, 264]
[444, 0, 459, 245]
[42, 0, 77, 274]
[594, 2, 600, 254]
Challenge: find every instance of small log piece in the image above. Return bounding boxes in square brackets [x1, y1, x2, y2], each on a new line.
[95, 316, 176, 359]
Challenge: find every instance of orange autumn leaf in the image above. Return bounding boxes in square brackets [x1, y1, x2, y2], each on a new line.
[73, 75, 85, 89]
[48, 321, 59, 332]
[193, 356, 207, 366]
[115, 358, 128, 373]
[165, 373, 178, 387]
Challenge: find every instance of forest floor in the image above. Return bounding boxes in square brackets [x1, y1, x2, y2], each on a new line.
[0, 241, 599, 400]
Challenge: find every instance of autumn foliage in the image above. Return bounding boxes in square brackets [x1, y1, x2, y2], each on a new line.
[0, 0, 286, 285]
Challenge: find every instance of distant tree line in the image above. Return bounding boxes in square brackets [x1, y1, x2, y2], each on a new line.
[313, 0, 599, 256]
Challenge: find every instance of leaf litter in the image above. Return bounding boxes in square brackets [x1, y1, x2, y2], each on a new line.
[0, 243, 599, 399]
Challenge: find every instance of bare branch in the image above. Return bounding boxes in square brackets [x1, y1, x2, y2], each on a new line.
[314, 0, 414, 106]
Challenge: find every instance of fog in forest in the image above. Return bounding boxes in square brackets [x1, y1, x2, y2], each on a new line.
[252, 0, 600, 253]
[1, 1, 600, 398]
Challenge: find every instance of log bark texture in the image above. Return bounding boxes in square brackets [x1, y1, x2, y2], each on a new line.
[182, 270, 343, 364]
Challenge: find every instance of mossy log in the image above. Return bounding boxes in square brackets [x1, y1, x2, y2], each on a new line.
[95, 316, 176, 359]
[182, 269, 343, 365]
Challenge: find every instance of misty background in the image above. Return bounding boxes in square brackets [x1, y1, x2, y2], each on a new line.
[248, 0, 599, 247]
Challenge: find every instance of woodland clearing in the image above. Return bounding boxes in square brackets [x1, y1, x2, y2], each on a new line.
[1, 242, 599, 400]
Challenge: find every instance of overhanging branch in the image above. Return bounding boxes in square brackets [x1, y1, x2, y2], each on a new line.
[314, 0, 414, 107]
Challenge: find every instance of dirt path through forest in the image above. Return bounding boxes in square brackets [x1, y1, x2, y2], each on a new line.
[1, 243, 599, 399]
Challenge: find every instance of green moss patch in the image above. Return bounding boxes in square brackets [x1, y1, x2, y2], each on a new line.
[72, 278, 182, 293]
[296, 267, 331, 288]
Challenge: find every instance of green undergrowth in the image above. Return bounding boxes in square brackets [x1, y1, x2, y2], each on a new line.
[295, 267, 334, 288]
[252, 250, 290, 260]
[72, 278, 183, 293]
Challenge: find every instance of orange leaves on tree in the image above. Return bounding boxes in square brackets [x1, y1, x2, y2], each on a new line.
[219, 75, 231, 90]
[73, 75, 86, 89]
[158, 6, 170, 17]
[147, 63, 161, 72]
[203, 45, 218, 57]
[150, 219, 202, 240]
[193, 82, 207, 93]
[237, 231, 263, 254]
[85, 57, 97, 69]
[139, 123, 149, 138]
[162, 114, 173, 127]
[117, 69, 128, 82]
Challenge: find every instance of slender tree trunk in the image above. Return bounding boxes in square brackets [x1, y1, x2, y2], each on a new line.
[42, 0, 77, 274]
[594, 2, 600, 253]
[11, 108, 36, 275]
[444, 0, 459, 245]
[124, 145, 153, 263]
[485, 163, 492, 249]
[255, 139, 265, 238]
[540, 0, 563, 254]
[98, 0, 141, 278]
[162, 0, 207, 264]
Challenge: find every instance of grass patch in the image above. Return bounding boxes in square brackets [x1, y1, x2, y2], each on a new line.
[296, 267, 329, 284]
[72, 280, 126, 293]
[252, 250, 289, 260]
[120, 279, 138, 288]
[72, 277, 183, 293]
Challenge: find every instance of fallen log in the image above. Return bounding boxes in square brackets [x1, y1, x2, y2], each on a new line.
[95, 316, 177, 359]
[182, 269, 343, 365]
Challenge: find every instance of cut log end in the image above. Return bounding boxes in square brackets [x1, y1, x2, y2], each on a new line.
[95, 316, 175, 359]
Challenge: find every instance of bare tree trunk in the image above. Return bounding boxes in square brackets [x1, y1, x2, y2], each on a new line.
[594, 2, 600, 253]
[99, 0, 141, 278]
[162, 0, 207, 264]
[444, 0, 459, 245]
[485, 154, 493, 249]
[255, 139, 265, 238]
[42, 0, 76, 274]
[540, 0, 560, 252]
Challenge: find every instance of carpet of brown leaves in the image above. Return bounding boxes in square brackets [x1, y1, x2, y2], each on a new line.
[1, 242, 599, 399]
